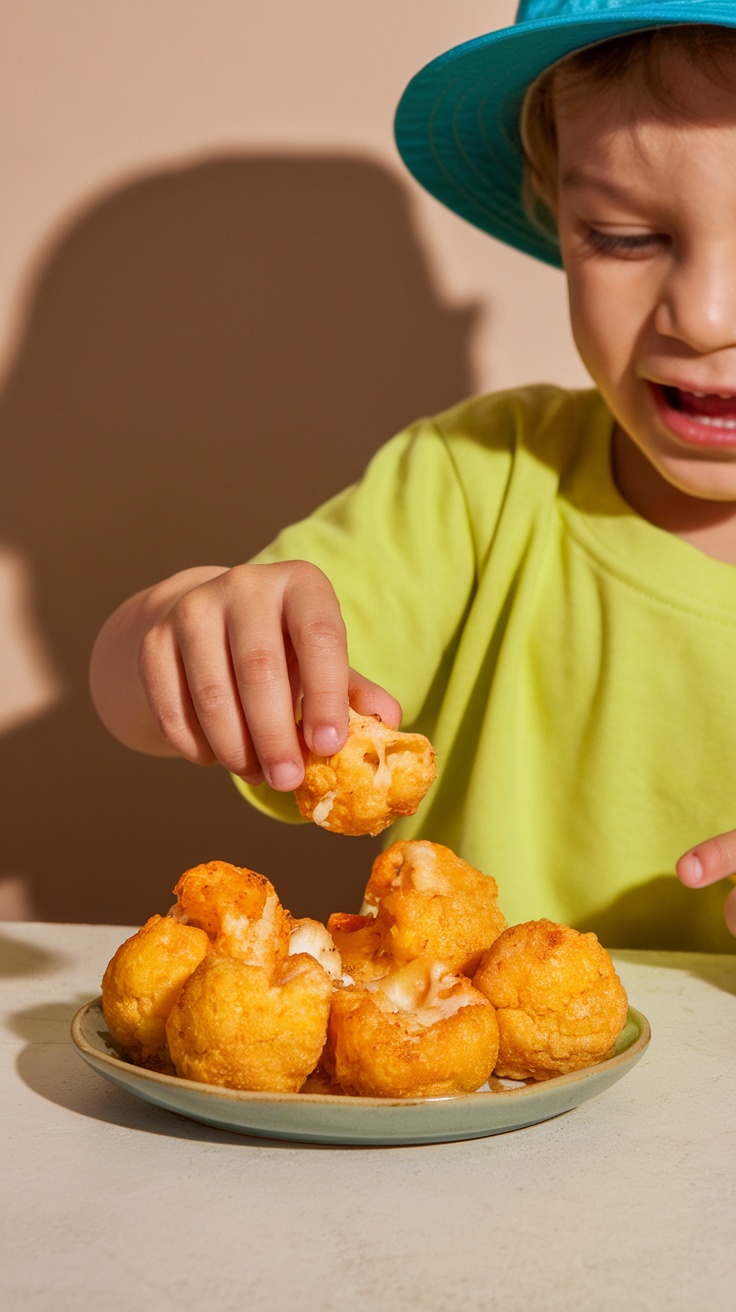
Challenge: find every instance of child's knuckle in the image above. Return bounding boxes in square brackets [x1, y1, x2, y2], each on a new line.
[238, 646, 281, 686]
[153, 701, 189, 744]
[190, 680, 232, 716]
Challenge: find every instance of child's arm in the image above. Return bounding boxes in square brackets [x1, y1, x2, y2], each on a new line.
[89, 562, 401, 790]
[677, 837, 736, 936]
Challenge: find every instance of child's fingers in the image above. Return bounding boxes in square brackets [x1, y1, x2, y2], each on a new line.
[136, 560, 395, 790]
[283, 565, 352, 758]
[141, 612, 260, 777]
[138, 623, 218, 766]
[228, 606, 306, 790]
[348, 670, 403, 729]
[676, 829, 736, 888]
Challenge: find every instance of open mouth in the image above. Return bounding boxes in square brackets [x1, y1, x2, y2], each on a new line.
[662, 385, 736, 429]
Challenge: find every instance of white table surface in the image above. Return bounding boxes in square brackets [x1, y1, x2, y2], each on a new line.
[1, 923, 734, 1312]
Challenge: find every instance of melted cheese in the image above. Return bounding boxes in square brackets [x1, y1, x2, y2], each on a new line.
[369, 734, 393, 794]
[390, 843, 443, 894]
[366, 958, 478, 1027]
[312, 791, 335, 824]
[288, 919, 342, 980]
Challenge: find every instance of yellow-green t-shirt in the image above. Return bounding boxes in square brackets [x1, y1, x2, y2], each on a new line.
[236, 385, 736, 951]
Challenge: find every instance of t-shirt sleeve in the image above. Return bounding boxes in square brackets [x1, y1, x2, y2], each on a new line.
[233, 415, 486, 822]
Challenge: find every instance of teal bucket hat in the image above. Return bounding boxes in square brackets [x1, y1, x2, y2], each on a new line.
[395, 0, 736, 268]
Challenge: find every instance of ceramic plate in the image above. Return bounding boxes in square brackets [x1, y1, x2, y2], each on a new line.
[70, 998, 650, 1146]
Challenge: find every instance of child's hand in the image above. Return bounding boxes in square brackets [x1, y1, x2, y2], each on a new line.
[677, 835, 736, 937]
[90, 562, 402, 790]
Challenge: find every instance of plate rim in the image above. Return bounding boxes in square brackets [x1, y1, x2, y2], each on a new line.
[70, 995, 651, 1112]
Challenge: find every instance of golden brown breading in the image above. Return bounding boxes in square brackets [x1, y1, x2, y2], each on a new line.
[323, 957, 499, 1098]
[364, 840, 507, 975]
[171, 860, 290, 970]
[294, 710, 437, 836]
[101, 914, 210, 1071]
[165, 952, 333, 1092]
[472, 919, 629, 1081]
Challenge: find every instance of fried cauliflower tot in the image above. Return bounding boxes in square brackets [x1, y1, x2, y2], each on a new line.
[325, 911, 392, 985]
[364, 840, 507, 975]
[101, 914, 210, 1071]
[473, 919, 629, 1082]
[323, 957, 499, 1098]
[171, 860, 290, 969]
[166, 952, 333, 1092]
[294, 710, 437, 836]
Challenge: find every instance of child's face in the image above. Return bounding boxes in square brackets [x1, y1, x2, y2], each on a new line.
[555, 52, 736, 509]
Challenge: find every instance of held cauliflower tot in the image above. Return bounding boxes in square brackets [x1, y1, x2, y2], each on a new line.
[473, 919, 629, 1082]
[294, 710, 437, 836]
[171, 859, 290, 969]
[166, 952, 333, 1092]
[364, 840, 507, 976]
[323, 957, 499, 1098]
[101, 914, 210, 1071]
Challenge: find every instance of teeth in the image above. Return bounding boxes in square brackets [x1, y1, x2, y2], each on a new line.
[694, 416, 736, 428]
[682, 389, 736, 399]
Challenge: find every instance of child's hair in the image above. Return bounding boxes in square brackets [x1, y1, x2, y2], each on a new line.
[521, 24, 736, 241]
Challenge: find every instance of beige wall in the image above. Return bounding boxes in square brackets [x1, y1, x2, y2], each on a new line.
[0, 1, 589, 924]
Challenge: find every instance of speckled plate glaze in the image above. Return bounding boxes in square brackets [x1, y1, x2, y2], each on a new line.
[70, 998, 650, 1146]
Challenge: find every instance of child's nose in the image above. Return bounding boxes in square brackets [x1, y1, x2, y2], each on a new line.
[654, 249, 736, 354]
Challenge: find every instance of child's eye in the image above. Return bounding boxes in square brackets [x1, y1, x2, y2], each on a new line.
[583, 227, 666, 258]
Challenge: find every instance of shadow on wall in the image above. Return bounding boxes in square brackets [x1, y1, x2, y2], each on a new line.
[0, 152, 478, 925]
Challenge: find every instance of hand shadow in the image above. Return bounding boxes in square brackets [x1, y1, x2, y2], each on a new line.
[0, 152, 478, 926]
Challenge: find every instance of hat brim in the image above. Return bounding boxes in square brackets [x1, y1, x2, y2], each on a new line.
[395, 5, 736, 268]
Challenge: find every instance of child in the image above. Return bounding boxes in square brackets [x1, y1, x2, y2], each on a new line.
[91, 1, 736, 951]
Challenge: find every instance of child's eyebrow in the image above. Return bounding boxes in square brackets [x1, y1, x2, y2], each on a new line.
[560, 168, 643, 205]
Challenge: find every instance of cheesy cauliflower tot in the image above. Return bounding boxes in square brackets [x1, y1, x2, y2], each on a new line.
[166, 952, 333, 1092]
[323, 956, 499, 1098]
[473, 919, 629, 1081]
[364, 840, 507, 976]
[99, 820, 630, 1096]
[294, 710, 436, 836]
[101, 914, 210, 1071]
[171, 860, 290, 970]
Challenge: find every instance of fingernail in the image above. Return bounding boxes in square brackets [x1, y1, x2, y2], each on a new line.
[682, 853, 703, 885]
[268, 761, 303, 790]
[312, 724, 340, 755]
